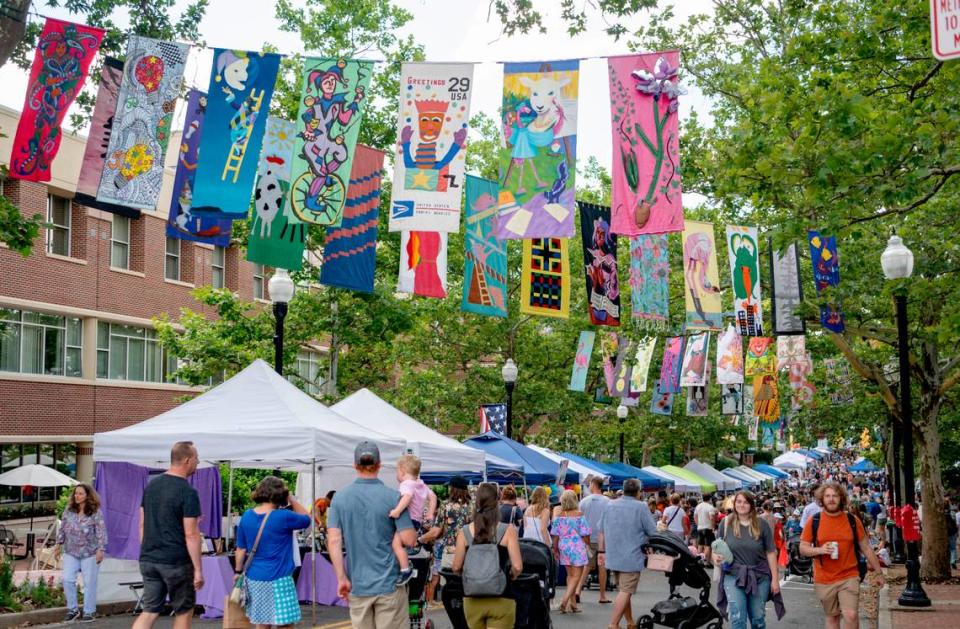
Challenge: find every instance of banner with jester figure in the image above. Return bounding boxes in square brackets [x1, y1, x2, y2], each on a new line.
[726, 225, 763, 336]
[629, 336, 658, 394]
[290, 58, 374, 226]
[716, 325, 744, 384]
[497, 60, 579, 240]
[462, 176, 508, 318]
[745, 337, 776, 377]
[75, 57, 139, 217]
[398, 231, 448, 298]
[320, 145, 387, 291]
[520, 238, 571, 319]
[686, 362, 711, 417]
[769, 240, 806, 335]
[9, 18, 104, 182]
[629, 234, 670, 326]
[191, 50, 281, 217]
[96, 36, 188, 210]
[679, 332, 710, 387]
[650, 379, 675, 416]
[388, 63, 474, 232]
[568, 330, 596, 392]
[659, 336, 685, 394]
[166, 90, 233, 247]
[578, 202, 620, 326]
[682, 220, 724, 330]
[808, 231, 845, 333]
[608, 51, 684, 236]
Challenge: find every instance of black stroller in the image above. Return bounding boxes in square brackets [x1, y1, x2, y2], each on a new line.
[637, 533, 724, 629]
[785, 540, 813, 582]
[440, 539, 556, 629]
[407, 554, 434, 629]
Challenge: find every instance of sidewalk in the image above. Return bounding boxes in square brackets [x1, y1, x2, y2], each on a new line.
[880, 565, 960, 629]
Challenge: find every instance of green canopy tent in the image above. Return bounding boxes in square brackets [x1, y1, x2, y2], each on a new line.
[659, 465, 717, 494]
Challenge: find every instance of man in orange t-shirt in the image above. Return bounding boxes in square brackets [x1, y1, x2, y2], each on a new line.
[800, 482, 884, 629]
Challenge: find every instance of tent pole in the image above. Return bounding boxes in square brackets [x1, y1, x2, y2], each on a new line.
[225, 462, 234, 552]
[311, 458, 317, 627]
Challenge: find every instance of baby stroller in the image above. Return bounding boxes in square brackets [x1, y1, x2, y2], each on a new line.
[637, 533, 724, 629]
[407, 551, 434, 629]
[439, 539, 556, 629]
[785, 540, 813, 582]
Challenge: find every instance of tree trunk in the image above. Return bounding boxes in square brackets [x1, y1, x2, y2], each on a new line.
[0, 0, 30, 69]
[917, 396, 950, 579]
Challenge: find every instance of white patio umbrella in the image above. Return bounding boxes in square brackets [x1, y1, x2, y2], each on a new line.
[0, 464, 77, 528]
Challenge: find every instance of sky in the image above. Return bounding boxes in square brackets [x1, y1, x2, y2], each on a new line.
[0, 0, 715, 178]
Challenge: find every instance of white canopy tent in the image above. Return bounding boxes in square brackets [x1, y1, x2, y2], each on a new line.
[527, 445, 608, 484]
[641, 466, 699, 494]
[773, 451, 810, 470]
[684, 459, 741, 492]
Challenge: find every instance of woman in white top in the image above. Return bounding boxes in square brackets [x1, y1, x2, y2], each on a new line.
[522, 486, 551, 545]
[661, 493, 690, 539]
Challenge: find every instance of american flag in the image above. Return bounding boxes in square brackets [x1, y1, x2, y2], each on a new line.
[479, 403, 508, 434]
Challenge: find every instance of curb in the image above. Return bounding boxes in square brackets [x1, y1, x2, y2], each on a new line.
[878, 584, 892, 629]
[0, 601, 135, 628]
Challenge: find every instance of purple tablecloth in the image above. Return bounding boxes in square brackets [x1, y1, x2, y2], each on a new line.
[197, 555, 234, 618]
[296, 552, 346, 607]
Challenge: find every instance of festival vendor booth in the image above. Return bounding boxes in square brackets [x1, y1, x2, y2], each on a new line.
[93, 360, 407, 617]
[684, 459, 741, 492]
[603, 462, 674, 493]
[734, 465, 776, 487]
[795, 448, 823, 461]
[660, 465, 717, 495]
[636, 465, 700, 494]
[527, 445, 611, 487]
[464, 432, 579, 486]
[560, 452, 642, 489]
[773, 451, 810, 470]
[754, 463, 790, 480]
[722, 467, 760, 490]
[849, 457, 880, 472]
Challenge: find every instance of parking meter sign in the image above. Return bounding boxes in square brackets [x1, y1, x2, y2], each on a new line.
[931, 0, 960, 60]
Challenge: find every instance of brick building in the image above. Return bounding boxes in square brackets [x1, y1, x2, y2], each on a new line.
[0, 105, 322, 503]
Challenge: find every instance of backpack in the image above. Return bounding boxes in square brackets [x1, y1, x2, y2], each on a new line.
[462, 523, 508, 597]
[812, 512, 867, 582]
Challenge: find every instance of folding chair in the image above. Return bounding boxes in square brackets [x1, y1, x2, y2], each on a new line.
[120, 581, 145, 614]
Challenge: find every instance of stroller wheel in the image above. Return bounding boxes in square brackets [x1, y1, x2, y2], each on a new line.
[638, 614, 654, 629]
[424, 620, 434, 629]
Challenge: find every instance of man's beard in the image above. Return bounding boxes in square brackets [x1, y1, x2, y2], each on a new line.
[823, 502, 842, 514]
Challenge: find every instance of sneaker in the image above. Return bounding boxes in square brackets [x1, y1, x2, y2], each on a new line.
[396, 567, 415, 586]
[63, 609, 80, 622]
[80, 613, 96, 623]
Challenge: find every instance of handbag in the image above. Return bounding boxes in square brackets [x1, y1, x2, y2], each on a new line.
[229, 511, 271, 606]
[223, 595, 252, 629]
[657, 505, 681, 533]
[646, 553, 676, 572]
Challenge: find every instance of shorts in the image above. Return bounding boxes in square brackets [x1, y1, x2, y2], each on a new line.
[348, 586, 407, 629]
[586, 542, 600, 571]
[464, 596, 516, 628]
[697, 529, 716, 546]
[139, 560, 195, 615]
[815, 577, 861, 616]
[613, 571, 641, 594]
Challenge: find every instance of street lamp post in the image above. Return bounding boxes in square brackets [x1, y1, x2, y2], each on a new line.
[883, 361, 906, 564]
[501, 358, 518, 440]
[881, 234, 929, 607]
[268, 269, 295, 375]
[617, 403, 628, 463]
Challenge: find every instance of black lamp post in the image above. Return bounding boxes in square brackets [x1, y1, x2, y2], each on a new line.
[883, 361, 906, 564]
[881, 234, 930, 607]
[617, 403, 628, 463]
[501, 358, 518, 440]
[268, 269, 295, 375]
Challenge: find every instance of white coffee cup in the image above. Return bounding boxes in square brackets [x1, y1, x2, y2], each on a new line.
[827, 541, 839, 560]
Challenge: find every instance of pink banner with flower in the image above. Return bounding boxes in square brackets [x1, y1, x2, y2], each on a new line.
[608, 51, 684, 236]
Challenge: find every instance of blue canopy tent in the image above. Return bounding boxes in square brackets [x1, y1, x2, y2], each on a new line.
[723, 468, 759, 489]
[464, 432, 579, 485]
[602, 461, 671, 492]
[420, 455, 525, 485]
[557, 453, 631, 489]
[754, 463, 789, 479]
[795, 448, 823, 460]
[849, 458, 880, 472]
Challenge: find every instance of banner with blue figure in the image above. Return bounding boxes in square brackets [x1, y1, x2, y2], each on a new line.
[462, 176, 508, 317]
[191, 50, 281, 216]
[808, 230, 845, 333]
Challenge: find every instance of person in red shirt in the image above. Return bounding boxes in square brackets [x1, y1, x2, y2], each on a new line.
[800, 482, 884, 629]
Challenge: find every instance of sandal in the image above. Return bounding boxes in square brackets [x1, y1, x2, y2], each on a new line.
[570, 605, 583, 613]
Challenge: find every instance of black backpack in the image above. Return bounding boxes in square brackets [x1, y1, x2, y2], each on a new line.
[811, 512, 867, 582]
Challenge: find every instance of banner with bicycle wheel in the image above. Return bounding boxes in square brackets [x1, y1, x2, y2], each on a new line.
[289, 58, 374, 227]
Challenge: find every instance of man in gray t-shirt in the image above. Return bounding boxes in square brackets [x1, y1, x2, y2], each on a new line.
[328, 441, 415, 628]
[577, 476, 611, 602]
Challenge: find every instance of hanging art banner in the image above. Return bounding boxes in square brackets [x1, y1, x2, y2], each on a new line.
[743, 378, 755, 418]
[74, 57, 139, 217]
[752, 374, 780, 420]
[823, 358, 854, 406]
[462, 176, 508, 318]
[497, 59, 579, 240]
[520, 238, 571, 319]
[787, 355, 816, 409]
[607, 51, 684, 236]
[686, 362, 711, 417]
[726, 225, 763, 336]
[166, 90, 233, 248]
[600, 331, 620, 394]
[629, 234, 670, 326]
[398, 231, 448, 298]
[611, 340, 634, 397]
[9, 18, 105, 182]
[748, 415, 759, 441]
[191, 50, 281, 216]
[760, 416, 780, 448]
[716, 325, 744, 384]
[650, 379, 675, 416]
[568, 331, 596, 392]
[776, 335, 806, 370]
[679, 332, 710, 387]
[319, 145, 387, 291]
[808, 231, 845, 333]
[248, 117, 305, 271]
[388, 62, 474, 232]
[659, 336, 685, 394]
[721, 383, 743, 416]
[289, 58, 374, 226]
[682, 220, 724, 331]
[96, 36, 188, 210]
[745, 337, 776, 377]
[578, 202, 621, 326]
[769, 240, 806, 335]
[629, 336, 658, 393]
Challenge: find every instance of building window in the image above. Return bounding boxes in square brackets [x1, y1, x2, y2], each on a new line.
[212, 246, 225, 289]
[96, 322, 173, 383]
[0, 308, 82, 377]
[46, 195, 71, 256]
[291, 350, 324, 395]
[165, 237, 180, 281]
[253, 264, 264, 299]
[111, 215, 131, 269]
[0, 444, 76, 504]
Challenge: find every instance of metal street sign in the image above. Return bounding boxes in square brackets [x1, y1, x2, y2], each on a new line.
[931, 0, 960, 60]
